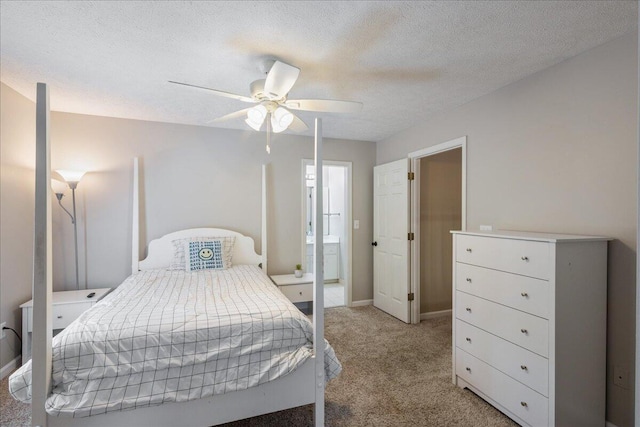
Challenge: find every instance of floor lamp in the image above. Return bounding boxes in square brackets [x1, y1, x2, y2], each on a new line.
[52, 170, 86, 290]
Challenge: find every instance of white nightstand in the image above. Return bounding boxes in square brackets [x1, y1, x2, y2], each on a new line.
[20, 288, 111, 361]
[270, 273, 314, 303]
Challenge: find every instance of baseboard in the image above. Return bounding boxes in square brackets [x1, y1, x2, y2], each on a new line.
[605, 421, 619, 427]
[420, 309, 452, 320]
[0, 355, 21, 380]
[351, 299, 373, 307]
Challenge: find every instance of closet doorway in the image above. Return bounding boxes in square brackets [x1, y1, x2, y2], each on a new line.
[410, 137, 466, 323]
[302, 160, 352, 308]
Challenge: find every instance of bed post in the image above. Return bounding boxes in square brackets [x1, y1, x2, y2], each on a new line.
[131, 157, 139, 273]
[261, 163, 268, 273]
[32, 82, 53, 427]
[313, 118, 325, 427]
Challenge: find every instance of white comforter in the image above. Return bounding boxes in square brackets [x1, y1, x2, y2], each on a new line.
[9, 265, 341, 418]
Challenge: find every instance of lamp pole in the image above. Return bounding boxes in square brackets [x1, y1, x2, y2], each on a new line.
[55, 182, 80, 290]
[69, 182, 79, 290]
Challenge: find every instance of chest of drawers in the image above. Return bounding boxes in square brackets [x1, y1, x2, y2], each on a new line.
[451, 231, 608, 427]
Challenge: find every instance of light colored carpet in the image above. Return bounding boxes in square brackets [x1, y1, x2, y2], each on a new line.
[1, 306, 516, 426]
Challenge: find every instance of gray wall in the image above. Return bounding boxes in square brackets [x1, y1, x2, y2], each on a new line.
[0, 84, 35, 368]
[46, 111, 376, 302]
[378, 32, 638, 427]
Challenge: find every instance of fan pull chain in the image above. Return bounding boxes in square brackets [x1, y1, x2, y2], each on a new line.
[266, 113, 271, 154]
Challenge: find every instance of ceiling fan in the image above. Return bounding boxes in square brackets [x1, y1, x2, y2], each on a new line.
[169, 59, 363, 138]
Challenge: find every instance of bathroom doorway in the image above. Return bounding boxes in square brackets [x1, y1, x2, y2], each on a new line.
[302, 160, 352, 308]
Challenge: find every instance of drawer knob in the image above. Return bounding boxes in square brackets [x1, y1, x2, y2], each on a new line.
[465, 307, 472, 312]
[466, 248, 472, 253]
[466, 278, 472, 283]
[521, 256, 529, 261]
[520, 328, 528, 334]
[299, 292, 303, 295]
[520, 401, 528, 407]
[57, 316, 63, 319]
[465, 367, 471, 372]
[520, 365, 528, 371]
[521, 292, 529, 297]
[465, 337, 471, 342]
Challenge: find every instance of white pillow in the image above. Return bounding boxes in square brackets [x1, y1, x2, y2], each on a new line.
[169, 236, 235, 270]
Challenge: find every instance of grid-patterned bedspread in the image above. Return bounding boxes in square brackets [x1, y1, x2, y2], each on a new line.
[9, 265, 342, 418]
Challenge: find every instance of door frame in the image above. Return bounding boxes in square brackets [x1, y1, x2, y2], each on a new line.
[408, 136, 467, 324]
[301, 159, 353, 307]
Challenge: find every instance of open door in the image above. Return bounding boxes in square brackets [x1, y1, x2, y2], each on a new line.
[373, 159, 411, 323]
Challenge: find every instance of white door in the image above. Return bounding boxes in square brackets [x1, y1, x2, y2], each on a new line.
[373, 159, 411, 323]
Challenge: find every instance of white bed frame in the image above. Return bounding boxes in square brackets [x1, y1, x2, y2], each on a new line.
[31, 82, 327, 426]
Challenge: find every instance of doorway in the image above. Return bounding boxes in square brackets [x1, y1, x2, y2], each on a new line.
[302, 160, 352, 308]
[410, 136, 466, 324]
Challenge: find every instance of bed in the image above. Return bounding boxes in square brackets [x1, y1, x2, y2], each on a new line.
[10, 227, 341, 425]
[20, 84, 332, 427]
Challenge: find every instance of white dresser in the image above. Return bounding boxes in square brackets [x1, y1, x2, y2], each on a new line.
[451, 231, 608, 427]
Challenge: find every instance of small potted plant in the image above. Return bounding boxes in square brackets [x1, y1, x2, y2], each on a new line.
[294, 264, 303, 278]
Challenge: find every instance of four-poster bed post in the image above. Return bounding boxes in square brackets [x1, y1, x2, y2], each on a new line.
[313, 118, 325, 426]
[31, 86, 327, 425]
[32, 82, 53, 427]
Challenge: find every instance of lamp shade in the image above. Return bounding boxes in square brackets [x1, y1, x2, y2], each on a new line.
[51, 179, 68, 195]
[271, 107, 293, 133]
[57, 170, 86, 184]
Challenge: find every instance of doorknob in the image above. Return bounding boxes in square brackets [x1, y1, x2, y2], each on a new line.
[372, 241, 378, 246]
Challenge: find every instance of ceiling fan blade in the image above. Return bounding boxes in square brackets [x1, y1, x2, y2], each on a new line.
[208, 108, 252, 123]
[284, 99, 363, 113]
[263, 61, 300, 99]
[288, 114, 309, 132]
[169, 81, 256, 103]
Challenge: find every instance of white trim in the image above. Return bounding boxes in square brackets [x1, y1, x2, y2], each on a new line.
[409, 136, 467, 324]
[301, 159, 353, 308]
[420, 309, 452, 320]
[351, 299, 373, 307]
[0, 355, 21, 380]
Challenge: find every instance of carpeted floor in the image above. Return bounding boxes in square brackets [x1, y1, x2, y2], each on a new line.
[1, 306, 516, 426]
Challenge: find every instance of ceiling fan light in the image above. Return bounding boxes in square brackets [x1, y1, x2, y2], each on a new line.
[272, 107, 294, 132]
[247, 104, 266, 123]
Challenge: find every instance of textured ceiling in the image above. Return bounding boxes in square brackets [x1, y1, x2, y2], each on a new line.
[0, 1, 637, 142]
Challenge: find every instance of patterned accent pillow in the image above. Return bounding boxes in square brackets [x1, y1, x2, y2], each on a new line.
[169, 236, 235, 270]
[186, 240, 224, 271]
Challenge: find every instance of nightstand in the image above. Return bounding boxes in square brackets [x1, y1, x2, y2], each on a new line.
[20, 288, 111, 361]
[270, 273, 314, 303]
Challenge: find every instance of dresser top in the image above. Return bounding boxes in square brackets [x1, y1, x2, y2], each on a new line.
[450, 230, 610, 243]
[20, 288, 112, 308]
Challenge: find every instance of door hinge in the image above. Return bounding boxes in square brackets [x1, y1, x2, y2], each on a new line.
[408, 292, 415, 301]
[408, 172, 415, 180]
[408, 232, 414, 241]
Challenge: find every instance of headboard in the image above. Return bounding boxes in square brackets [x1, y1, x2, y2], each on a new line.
[137, 228, 262, 271]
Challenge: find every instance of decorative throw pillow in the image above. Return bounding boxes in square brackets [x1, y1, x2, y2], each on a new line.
[185, 240, 224, 271]
[169, 236, 235, 270]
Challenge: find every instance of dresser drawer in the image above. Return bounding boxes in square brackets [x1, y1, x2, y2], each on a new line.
[456, 320, 549, 396]
[456, 291, 549, 357]
[27, 302, 93, 332]
[279, 283, 313, 303]
[456, 235, 550, 280]
[456, 349, 549, 427]
[456, 263, 549, 319]
[52, 302, 93, 329]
